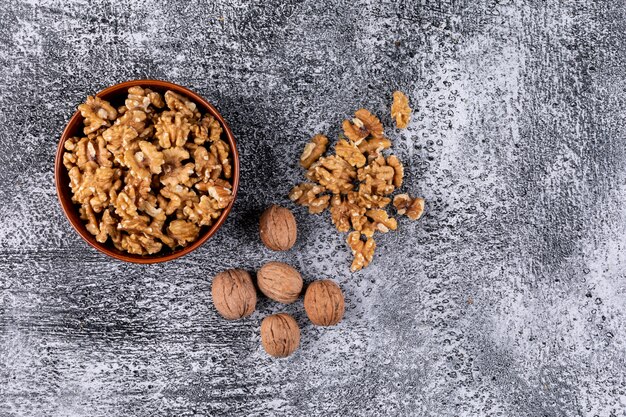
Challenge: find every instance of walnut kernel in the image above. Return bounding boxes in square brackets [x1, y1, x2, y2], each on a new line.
[347, 231, 376, 272]
[393, 194, 425, 220]
[78, 96, 117, 135]
[335, 139, 366, 168]
[300, 134, 328, 169]
[391, 91, 411, 129]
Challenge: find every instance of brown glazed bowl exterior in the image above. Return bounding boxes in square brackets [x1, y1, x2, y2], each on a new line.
[55, 80, 240, 263]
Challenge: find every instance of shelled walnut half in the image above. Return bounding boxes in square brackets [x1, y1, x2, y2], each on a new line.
[393, 194, 425, 220]
[391, 91, 411, 129]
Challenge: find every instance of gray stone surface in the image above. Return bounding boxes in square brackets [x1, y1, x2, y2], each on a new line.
[1, 0, 625, 416]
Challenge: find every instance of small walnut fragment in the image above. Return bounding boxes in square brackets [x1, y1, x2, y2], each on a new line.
[386, 155, 404, 188]
[306, 155, 356, 195]
[391, 91, 411, 129]
[347, 231, 376, 272]
[330, 195, 365, 233]
[167, 219, 200, 245]
[209, 139, 232, 179]
[290, 99, 426, 271]
[358, 136, 392, 161]
[78, 96, 118, 135]
[63, 87, 234, 256]
[126, 86, 165, 112]
[365, 209, 397, 234]
[393, 194, 425, 220]
[183, 195, 221, 226]
[191, 114, 222, 145]
[300, 134, 328, 169]
[342, 109, 384, 143]
[289, 183, 330, 214]
[207, 183, 233, 209]
[164, 90, 200, 121]
[335, 139, 366, 168]
[155, 111, 191, 149]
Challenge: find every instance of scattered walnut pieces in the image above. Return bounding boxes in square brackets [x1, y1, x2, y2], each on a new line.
[64, 88, 234, 255]
[391, 91, 411, 129]
[290, 100, 425, 271]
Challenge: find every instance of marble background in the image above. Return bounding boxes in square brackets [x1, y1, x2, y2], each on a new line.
[1, 0, 625, 416]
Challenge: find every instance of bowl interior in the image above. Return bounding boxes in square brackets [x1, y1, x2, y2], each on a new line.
[55, 80, 239, 263]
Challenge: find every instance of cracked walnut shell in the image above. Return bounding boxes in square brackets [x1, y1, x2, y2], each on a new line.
[259, 205, 297, 251]
[260, 313, 300, 358]
[256, 261, 303, 304]
[304, 280, 345, 326]
[211, 269, 257, 320]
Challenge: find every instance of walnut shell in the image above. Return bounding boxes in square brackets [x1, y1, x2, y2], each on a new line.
[260, 313, 300, 358]
[259, 205, 297, 251]
[304, 280, 345, 326]
[211, 269, 257, 320]
[256, 261, 303, 304]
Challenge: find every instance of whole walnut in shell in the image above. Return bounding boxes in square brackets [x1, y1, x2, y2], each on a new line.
[211, 269, 257, 320]
[259, 205, 297, 251]
[260, 313, 300, 358]
[304, 280, 345, 326]
[256, 261, 303, 304]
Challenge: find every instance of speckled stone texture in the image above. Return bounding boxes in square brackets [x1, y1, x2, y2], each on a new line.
[1, 1, 625, 416]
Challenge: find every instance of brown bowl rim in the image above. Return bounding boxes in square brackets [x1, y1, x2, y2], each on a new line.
[54, 79, 240, 263]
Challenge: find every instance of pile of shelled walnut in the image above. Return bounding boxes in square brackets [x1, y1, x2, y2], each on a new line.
[63, 87, 233, 255]
[289, 91, 424, 271]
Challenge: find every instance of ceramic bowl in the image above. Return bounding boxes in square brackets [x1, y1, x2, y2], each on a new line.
[55, 79, 239, 263]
